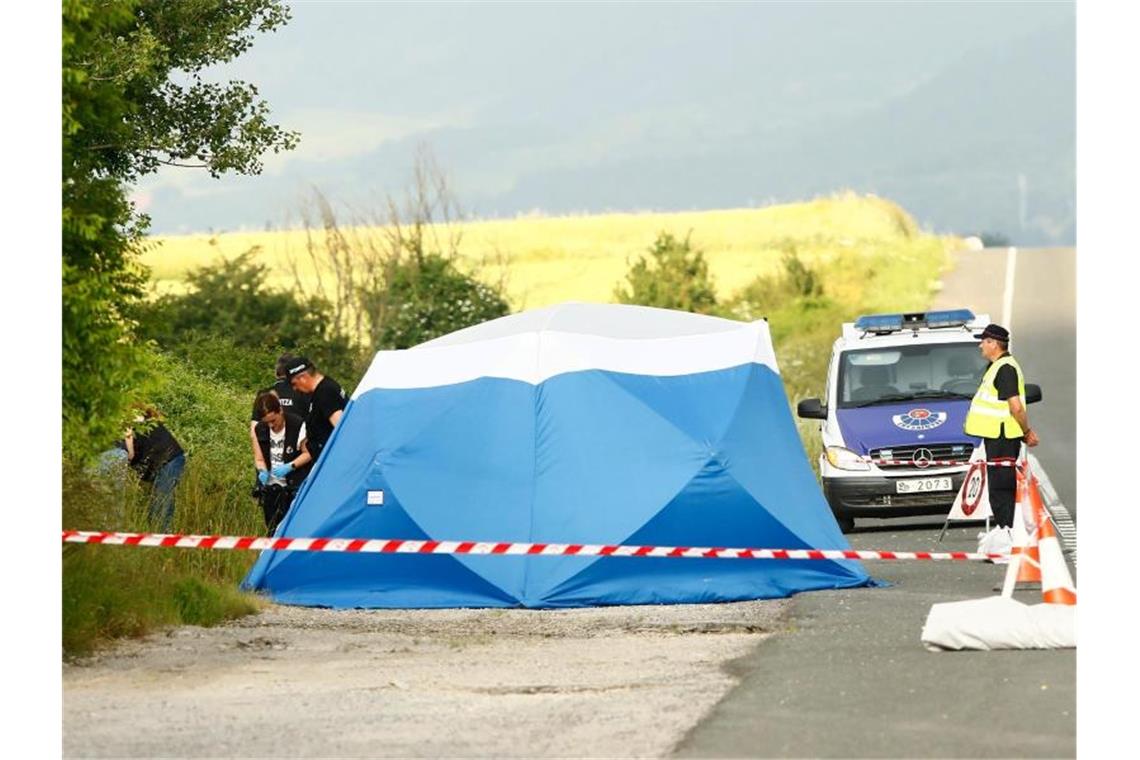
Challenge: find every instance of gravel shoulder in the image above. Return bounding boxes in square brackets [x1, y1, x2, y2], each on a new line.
[64, 599, 788, 758]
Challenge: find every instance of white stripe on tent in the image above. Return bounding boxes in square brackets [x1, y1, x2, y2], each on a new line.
[421, 303, 750, 345]
[354, 319, 776, 394]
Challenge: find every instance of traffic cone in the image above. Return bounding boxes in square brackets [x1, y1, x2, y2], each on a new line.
[1032, 473, 1077, 605]
[1014, 463, 1041, 583]
[1000, 463, 1041, 596]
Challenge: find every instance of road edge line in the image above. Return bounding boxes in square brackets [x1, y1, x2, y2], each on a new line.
[1028, 453, 1077, 562]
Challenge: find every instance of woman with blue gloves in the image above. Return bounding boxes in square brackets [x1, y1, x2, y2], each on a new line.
[251, 391, 312, 534]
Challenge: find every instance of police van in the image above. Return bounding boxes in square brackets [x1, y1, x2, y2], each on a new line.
[796, 309, 1041, 532]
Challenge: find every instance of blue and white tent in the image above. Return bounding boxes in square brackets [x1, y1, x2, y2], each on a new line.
[242, 303, 872, 608]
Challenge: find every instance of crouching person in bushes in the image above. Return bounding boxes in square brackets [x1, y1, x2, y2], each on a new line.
[124, 406, 186, 532]
[252, 391, 312, 534]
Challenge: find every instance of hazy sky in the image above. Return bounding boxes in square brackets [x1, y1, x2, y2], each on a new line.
[134, 1, 1075, 239]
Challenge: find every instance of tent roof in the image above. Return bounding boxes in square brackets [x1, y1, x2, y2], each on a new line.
[422, 302, 747, 344]
[353, 302, 778, 395]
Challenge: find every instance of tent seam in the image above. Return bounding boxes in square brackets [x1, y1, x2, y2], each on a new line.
[720, 367, 858, 561]
[596, 368, 705, 444]
[542, 451, 722, 597]
[713, 360, 763, 453]
[371, 381, 490, 459]
[263, 471, 524, 604]
[525, 384, 540, 602]
[526, 371, 721, 602]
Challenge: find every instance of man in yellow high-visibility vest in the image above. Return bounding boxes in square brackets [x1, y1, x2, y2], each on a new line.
[964, 323, 1040, 529]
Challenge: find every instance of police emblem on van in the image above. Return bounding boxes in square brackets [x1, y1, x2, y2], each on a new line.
[892, 408, 947, 431]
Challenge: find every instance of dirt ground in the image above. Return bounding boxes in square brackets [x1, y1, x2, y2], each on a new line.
[63, 600, 788, 758]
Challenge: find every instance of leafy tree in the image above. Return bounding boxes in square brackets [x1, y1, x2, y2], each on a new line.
[62, 0, 298, 454]
[613, 232, 718, 314]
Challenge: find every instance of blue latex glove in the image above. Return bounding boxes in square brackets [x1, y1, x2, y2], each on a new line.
[257, 469, 269, 485]
[271, 462, 294, 479]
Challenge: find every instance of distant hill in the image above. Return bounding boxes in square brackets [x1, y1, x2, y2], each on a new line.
[478, 22, 1074, 244]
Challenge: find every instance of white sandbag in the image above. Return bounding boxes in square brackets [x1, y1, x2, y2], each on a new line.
[977, 526, 1013, 564]
[921, 596, 1076, 651]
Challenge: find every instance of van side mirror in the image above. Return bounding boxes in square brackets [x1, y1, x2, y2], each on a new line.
[797, 398, 828, 420]
[1025, 383, 1043, 404]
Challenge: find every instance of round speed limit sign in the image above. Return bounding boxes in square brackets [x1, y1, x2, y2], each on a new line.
[961, 460, 987, 516]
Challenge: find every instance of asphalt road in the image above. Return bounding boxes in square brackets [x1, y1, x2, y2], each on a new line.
[674, 248, 1076, 758]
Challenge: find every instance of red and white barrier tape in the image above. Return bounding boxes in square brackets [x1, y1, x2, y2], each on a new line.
[61, 531, 1003, 562]
[866, 457, 1020, 467]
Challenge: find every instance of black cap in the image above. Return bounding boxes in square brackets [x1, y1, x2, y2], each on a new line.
[974, 323, 1010, 342]
[275, 353, 297, 378]
[284, 356, 313, 378]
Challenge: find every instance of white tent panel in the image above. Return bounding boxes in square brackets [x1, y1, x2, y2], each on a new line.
[421, 302, 748, 344]
[353, 303, 777, 395]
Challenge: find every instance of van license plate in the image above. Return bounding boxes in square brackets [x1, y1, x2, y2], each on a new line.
[896, 477, 952, 494]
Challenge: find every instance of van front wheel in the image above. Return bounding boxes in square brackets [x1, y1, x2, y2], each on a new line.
[835, 514, 855, 533]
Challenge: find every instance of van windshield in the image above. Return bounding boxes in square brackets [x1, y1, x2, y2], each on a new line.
[837, 342, 987, 408]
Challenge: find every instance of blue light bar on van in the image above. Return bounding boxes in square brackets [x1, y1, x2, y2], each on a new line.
[857, 312, 907, 332]
[854, 309, 975, 334]
[854, 314, 904, 333]
[924, 309, 975, 328]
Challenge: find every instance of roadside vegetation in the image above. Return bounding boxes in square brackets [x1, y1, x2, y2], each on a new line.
[62, 352, 265, 655]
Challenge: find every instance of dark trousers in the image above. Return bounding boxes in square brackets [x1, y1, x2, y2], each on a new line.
[259, 484, 296, 535]
[149, 453, 186, 532]
[984, 436, 1023, 528]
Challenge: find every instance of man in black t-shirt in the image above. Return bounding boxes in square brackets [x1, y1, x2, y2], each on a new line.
[283, 356, 348, 461]
[250, 354, 312, 473]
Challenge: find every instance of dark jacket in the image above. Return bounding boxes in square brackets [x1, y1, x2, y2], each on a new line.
[254, 412, 310, 490]
[128, 422, 184, 483]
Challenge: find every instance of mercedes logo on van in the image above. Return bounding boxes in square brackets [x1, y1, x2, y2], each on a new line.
[912, 448, 934, 468]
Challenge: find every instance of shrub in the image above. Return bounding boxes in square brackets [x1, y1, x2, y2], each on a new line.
[725, 243, 826, 321]
[613, 231, 719, 314]
[134, 251, 366, 387]
[363, 251, 511, 349]
[137, 250, 333, 349]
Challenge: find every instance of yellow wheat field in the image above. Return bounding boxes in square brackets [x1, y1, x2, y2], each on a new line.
[143, 193, 949, 308]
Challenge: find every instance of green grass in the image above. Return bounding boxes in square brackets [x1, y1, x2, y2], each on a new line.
[62, 541, 261, 656]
